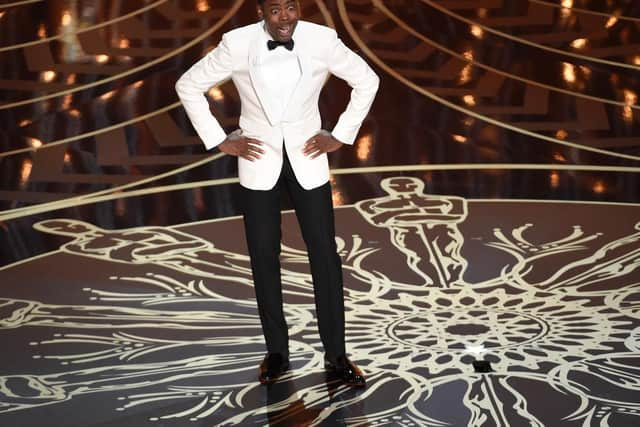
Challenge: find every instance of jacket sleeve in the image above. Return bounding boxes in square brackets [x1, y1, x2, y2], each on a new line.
[327, 32, 380, 145]
[175, 34, 233, 150]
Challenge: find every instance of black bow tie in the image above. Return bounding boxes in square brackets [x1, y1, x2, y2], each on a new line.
[267, 39, 294, 51]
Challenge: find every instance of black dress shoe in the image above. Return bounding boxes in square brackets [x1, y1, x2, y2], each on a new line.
[259, 353, 289, 385]
[324, 355, 366, 388]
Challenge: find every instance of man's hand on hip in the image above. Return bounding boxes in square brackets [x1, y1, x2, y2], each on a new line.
[303, 132, 343, 159]
[218, 135, 265, 161]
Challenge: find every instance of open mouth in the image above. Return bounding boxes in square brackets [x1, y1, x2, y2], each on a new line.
[277, 25, 292, 38]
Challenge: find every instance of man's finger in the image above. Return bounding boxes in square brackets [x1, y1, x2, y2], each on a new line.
[248, 144, 265, 154]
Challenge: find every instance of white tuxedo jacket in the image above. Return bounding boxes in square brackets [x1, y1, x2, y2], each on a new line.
[175, 20, 379, 190]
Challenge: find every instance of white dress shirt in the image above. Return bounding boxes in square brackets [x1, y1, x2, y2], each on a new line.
[260, 30, 302, 122]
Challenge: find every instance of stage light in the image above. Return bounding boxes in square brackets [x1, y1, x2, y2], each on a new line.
[452, 134, 467, 144]
[562, 63, 576, 84]
[570, 38, 587, 49]
[593, 181, 605, 194]
[26, 137, 43, 149]
[61, 11, 72, 27]
[356, 134, 373, 161]
[19, 160, 33, 186]
[470, 25, 483, 39]
[37, 23, 47, 38]
[197, 0, 210, 12]
[41, 71, 56, 82]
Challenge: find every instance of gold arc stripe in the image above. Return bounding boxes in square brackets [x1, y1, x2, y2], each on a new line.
[420, 0, 640, 71]
[0, 0, 169, 52]
[373, 2, 640, 110]
[0, 0, 43, 10]
[349, 0, 640, 162]
[0, 102, 182, 158]
[0, 163, 638, 221]
[315, 0, 336, 29]
[529, 0, 640, 23]
[0, 0, 244, 111]
[1, 150, 226, 216]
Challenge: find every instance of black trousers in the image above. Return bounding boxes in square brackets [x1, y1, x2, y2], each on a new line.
[241, 148, 345, 361]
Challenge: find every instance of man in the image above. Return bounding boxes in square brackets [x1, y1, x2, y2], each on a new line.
[175, 0, 379, 387]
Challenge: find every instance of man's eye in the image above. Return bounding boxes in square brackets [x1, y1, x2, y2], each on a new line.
[271, 9, 279, 14]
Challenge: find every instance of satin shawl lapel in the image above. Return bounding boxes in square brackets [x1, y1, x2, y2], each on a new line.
[248, 25, 280, 125]
[282, 38, 311, 122]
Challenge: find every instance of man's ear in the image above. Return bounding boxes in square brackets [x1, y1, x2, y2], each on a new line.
[256, 5, 263, 19]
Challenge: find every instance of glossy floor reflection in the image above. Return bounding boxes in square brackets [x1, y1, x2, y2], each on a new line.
[0, 0, 639, 426]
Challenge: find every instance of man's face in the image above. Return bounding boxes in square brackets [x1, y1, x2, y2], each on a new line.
[258, 0, 300, 42]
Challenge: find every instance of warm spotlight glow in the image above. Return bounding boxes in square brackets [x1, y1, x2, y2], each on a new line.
[133, 80, 144, 88]
[463, 50, 474, 61]
[100, 90, 116, 100]
[0, 12, 5, 19]
[329, 177, 344, 206]
[634, 56, 640, 65]
[560, 0, 573, 17]
[477, 8, 488, 18]
[622, 106, 633, 122]
[555, 130, 569, 140]
[119, 38, 130, 49]
[208, 87, 224, 101]
[356, 134, 373, 161]
[553, 152, 567, 162]
[61, 11, 72, 27]
[62, 94, 73, 109]
[463, 95, 476, 106]
[624, 89, 637, 106]
[570, 38, 588, 49]
[463, 117, 475, 127]
[66, 73, 77, 84]
[41, 70, 56, 82]
[550, 171, 560, 188]
[470, 25, 484, 39]
[592, 181, 605, 194]
[605, 16, 618, 28]
[68, 109, 81, 117]
[579, 65, 592, 78]
[459, 64, 473, 84]
[19, 119, 32, 127]
[20, 160, 33, 185]
[196, 0, 210, 12]
[95, 54, 109, 64]
[26, 137, 43, 149]
[64, 152, 71, 164]
[37, 23, 47, 38]
[452, 134, 467, 143]
[562, 63, 576, 84]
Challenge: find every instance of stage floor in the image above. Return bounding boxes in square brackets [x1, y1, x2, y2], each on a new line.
[1, 0, 639, 426]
